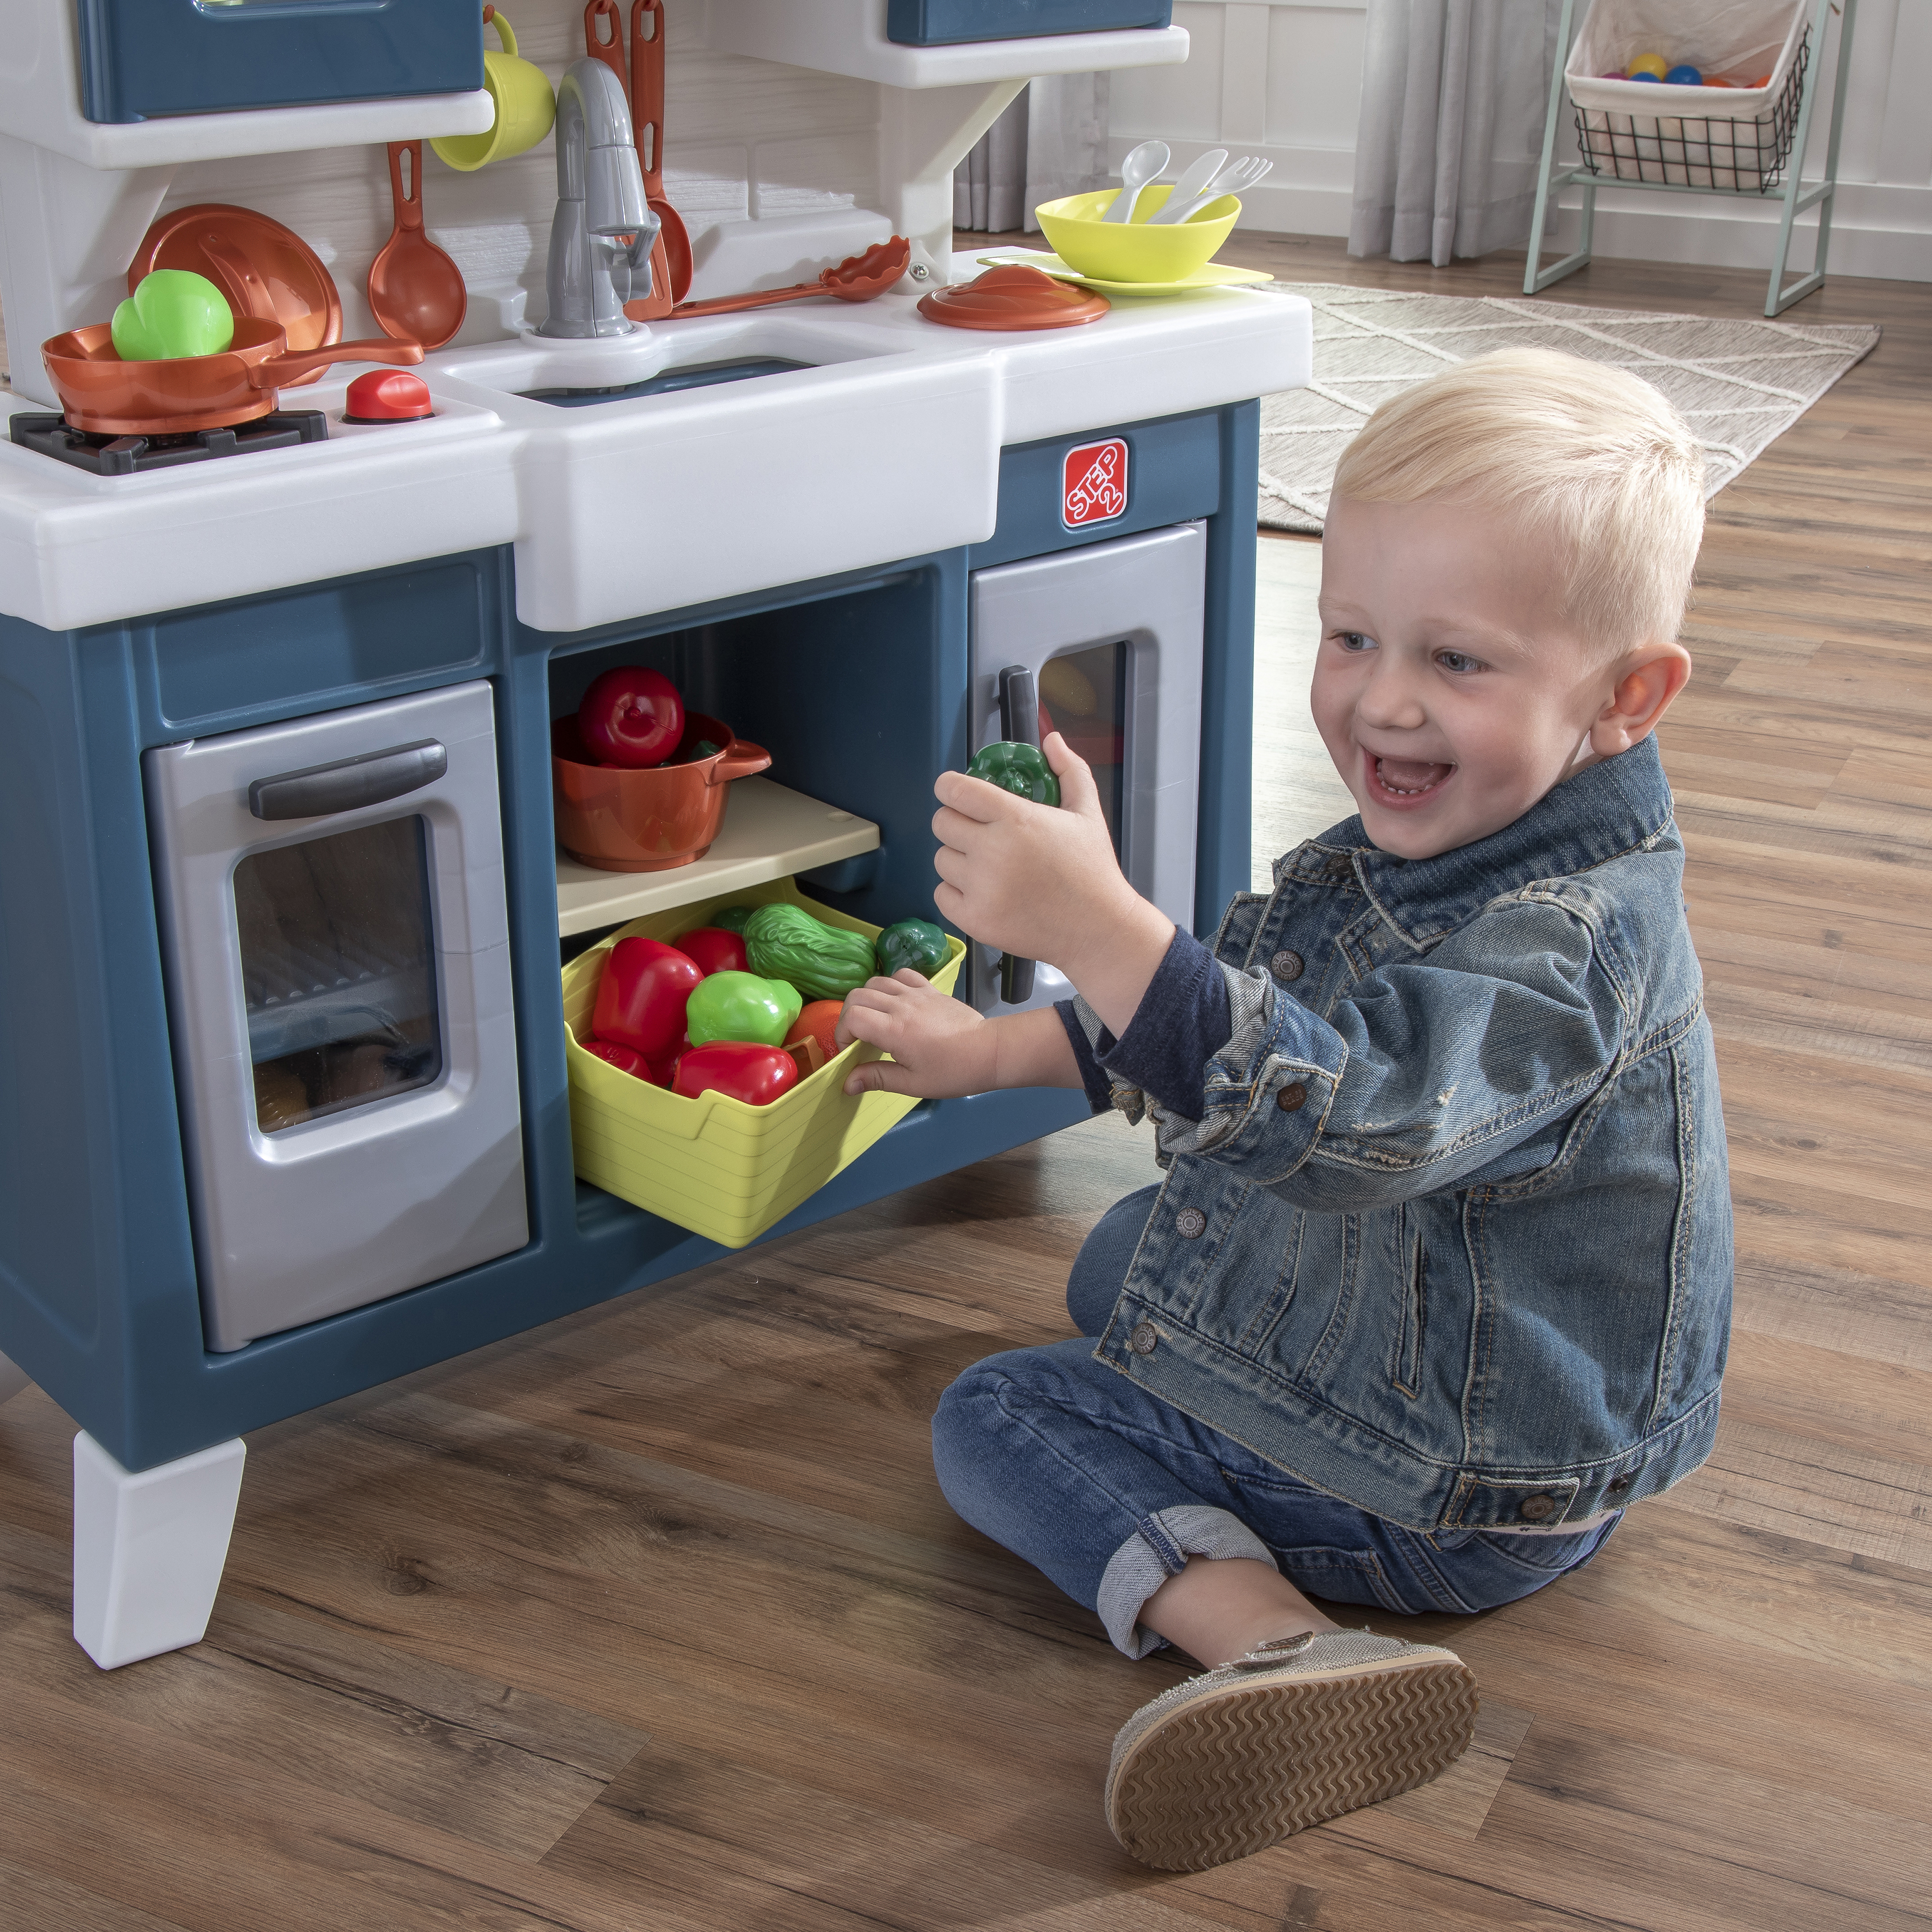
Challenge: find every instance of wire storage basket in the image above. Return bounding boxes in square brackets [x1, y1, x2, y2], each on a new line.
[1563, 0, 1812, 193]
[1575, 29, 1807, 189]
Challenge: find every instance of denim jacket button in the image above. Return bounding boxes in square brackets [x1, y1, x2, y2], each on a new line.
[1129, 1321, 1160, 1356]
[1175, 1207, 1207, 1239]
[1276, 1081, 1309, 1112]
[1517, 1493, 1558, 1522]
[1270, 949, 1304, 983]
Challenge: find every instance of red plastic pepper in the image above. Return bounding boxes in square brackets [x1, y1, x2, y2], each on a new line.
[672, 1041, 799, 1106]
[582, 1037, 651, 1078]
[677, 926, 750, 976]
[591, 936, 703, 1059]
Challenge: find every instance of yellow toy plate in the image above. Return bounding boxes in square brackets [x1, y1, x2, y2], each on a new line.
[561, 875, 964, 1249]
[976, 249, 1275, 295]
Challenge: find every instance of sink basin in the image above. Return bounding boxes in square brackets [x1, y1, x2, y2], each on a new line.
[428, 307, 1001, 633]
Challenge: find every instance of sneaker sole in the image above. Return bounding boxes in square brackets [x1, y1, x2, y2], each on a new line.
[1105, 1653, 1479, 1871]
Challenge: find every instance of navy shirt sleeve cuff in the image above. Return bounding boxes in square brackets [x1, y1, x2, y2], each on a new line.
[1056, 1000, 1115, 1114]
[1097, 927, 1233, 1122]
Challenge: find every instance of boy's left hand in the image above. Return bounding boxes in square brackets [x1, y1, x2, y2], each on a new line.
[933, 733, 1129, 970]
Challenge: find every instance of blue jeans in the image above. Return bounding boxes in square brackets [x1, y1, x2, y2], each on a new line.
[932, 1185, 1621, 1657]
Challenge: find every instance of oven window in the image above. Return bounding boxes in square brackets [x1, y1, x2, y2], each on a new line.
[1039, 643, 1127, 853]
[233, 815, 443, 1133]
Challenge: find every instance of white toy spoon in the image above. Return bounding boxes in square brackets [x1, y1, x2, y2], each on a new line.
[1102, 140, 1171, 224]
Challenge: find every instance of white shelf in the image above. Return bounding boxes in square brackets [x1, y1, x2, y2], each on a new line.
[704, 0, 1189, 88]
[555, 776, 880, 937]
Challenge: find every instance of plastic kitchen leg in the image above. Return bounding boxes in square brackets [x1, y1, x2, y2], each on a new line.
[0, 1348, 29, 1406]
[72, 1431, 246, 1670]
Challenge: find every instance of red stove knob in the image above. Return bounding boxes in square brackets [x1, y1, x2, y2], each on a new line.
[343, 370, 434, 424]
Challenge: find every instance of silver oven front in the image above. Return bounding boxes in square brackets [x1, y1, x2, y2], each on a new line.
[967, 521, 1206, 1017]
[145, 681, 527, 1352]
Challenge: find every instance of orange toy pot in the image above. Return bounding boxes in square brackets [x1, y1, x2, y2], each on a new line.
[41, 316, 423, 437]
[552, 712, 771, 872]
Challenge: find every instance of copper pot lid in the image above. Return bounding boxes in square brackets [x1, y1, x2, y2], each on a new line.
[131, 204, 342, 385]
[916, 264, 1109, 331]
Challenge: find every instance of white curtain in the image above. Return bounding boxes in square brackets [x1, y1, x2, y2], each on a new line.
[1349, 0, 1561, 266]
[954, 74, 1113, 233]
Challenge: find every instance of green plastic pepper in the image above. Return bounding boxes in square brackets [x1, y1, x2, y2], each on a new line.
[768, 976, 803, 1032]
[875, 919, 949, 979]
[967, 740, 1060, 808]
[710, 905, 756, 934]
[684, 971, 793, 1048]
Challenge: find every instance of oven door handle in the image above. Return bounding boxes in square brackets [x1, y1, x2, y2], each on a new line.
[996, 666, 1038, 1006]
[247, 740, 448, 821]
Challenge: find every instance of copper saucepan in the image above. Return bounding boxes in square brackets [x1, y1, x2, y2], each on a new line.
[40, 317, 426, 437]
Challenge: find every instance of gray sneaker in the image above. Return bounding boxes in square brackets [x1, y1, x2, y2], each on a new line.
[1105, 1627, 1478, 1870]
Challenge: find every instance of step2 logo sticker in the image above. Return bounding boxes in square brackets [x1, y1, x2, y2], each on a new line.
[1063, 438, 1128, 529]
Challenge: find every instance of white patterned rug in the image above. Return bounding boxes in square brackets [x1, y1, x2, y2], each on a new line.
[1256, 285, 1880, 533]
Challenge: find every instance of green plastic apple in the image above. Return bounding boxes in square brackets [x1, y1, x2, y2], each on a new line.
[110, 270, 235, 362]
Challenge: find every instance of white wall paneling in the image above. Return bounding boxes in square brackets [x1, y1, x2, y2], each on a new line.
[1109, 0, 1932, 282]
[1111, 2, 1369, 239]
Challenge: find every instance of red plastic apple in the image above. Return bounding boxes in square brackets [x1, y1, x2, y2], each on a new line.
[578, 666, 684, 768]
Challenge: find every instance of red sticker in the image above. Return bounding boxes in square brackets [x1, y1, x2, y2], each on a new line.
[1062, 438, 1128, 528]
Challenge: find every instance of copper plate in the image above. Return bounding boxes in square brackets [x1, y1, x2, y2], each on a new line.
[131, 204, 343, 387]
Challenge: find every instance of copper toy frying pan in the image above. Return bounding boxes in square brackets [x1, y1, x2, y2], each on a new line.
[42, 317, 424, 437]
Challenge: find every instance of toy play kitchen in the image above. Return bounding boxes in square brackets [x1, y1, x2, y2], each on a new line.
[0, 0, 1309, 1671]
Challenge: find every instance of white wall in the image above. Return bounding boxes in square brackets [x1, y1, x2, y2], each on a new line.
[1108, 0, 1932, 282]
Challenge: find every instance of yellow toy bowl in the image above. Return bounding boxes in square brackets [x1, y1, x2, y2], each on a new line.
[1034, 187, 1240, 284]
[561, 875, 965, 1249]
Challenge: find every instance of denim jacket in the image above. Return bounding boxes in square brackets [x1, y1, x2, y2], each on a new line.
[1069, 737, 1732, 1534]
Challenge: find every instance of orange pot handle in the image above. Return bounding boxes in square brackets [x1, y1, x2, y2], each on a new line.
[251, 337, 426, 388]
[707, 737, 771, 786]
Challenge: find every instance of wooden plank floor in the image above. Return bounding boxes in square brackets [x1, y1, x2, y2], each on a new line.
[4, 238, 1930, 1928]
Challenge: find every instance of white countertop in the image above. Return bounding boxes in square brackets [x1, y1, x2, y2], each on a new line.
[0, 267, 1310, 636]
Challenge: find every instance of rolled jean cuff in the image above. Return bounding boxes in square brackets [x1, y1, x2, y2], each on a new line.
[1097, 1504, 1277, 1659]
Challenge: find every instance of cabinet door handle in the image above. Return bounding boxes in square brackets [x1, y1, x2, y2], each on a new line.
[247, 740, 448, 821]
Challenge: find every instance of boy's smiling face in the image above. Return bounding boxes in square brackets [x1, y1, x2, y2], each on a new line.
[1312, 496, 1690, 862]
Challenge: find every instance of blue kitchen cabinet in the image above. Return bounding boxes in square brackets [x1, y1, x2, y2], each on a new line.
[74, 0, 484, 124]
[0, 401, 1257, 1474]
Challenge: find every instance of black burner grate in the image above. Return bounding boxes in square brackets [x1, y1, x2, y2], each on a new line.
[7, 408, 328, 477]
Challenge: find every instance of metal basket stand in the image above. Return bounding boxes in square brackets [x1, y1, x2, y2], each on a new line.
[1522, 0, 1856, 316]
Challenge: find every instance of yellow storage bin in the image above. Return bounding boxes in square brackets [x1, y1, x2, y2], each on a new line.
[561, 877, 964, 1248]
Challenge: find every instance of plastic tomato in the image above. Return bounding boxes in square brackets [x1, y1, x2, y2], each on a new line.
[673, 1042, 799, 1106]
[581, 1037, 650, 1078]
[785, 1000, 845, 1064]
[967, 740, 1060, 807]
[577, 666, 684, 768]
[685, 970, 794, 1047]
[591, 936, 703, 1058]
[677, 926, 750, 975]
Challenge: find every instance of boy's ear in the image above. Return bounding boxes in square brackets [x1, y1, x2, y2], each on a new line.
[1590, 643, 1692, 757]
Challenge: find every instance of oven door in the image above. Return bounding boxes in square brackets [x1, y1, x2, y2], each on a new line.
[967, 521, 1205, 1016]
[145, 681, 527, 1353]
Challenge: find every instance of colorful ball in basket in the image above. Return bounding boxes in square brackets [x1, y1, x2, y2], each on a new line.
[430, 9, 555, 172]
[1665, 65, 1703, 86]
[1626, 52, 1669, 79]
[1033, 187, 1240, 285]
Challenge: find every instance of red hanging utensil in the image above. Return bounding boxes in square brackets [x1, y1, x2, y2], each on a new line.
[631, 0, 693, 303]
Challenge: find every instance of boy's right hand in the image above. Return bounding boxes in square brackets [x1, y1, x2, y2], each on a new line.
[837, 970, 997, 1097]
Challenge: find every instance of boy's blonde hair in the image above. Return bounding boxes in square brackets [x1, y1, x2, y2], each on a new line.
[1331, 347, 1706, 653]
